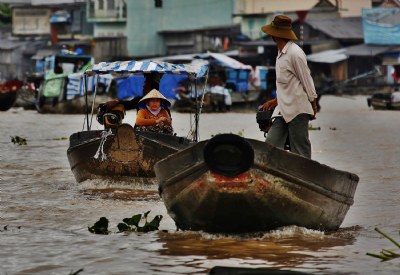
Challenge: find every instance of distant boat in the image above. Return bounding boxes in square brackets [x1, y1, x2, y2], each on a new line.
[67, 59, 208, 183]
[35, 72, 115, 114]
[156, 134, 359, 233]
[0, 80, 23, 111]
[367, 91, 400, 110]
[14, 74, 42, 110]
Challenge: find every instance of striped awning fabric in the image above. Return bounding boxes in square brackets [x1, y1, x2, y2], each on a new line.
[66, 73, 113, 100]
[87, 60, 208, 78]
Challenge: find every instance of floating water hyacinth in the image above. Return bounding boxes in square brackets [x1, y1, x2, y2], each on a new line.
[117, 211, 162, 233]
[308, 123, 321, 130]
[10, 135, 27, 145]
[88, 211, 163, 235]
[88, 217, 110, 235]
[366, 228, 400, 261]
[68, 268, 84, 275]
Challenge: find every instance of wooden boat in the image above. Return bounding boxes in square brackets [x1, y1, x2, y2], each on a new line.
[67, 59, 208, 183]
[0, 80, 23, 111]
[0, 89, 17, 111]
[67, 124, 193, 183]
[367, 92, 400, 110]
[155, 134, 359, 233]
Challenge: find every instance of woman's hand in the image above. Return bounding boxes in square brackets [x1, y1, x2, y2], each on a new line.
[156, 117, 169, 124]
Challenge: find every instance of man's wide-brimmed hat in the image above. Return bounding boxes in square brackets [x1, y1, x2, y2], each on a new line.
[139, 89, 171, 107]
[261, 15, 298, 40]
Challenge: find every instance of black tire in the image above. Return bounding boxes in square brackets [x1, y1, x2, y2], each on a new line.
[203, 134, 254, 177]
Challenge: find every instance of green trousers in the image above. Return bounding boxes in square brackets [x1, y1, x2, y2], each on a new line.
[265, 114, 312, 158]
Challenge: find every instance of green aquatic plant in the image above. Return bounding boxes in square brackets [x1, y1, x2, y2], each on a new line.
[0, 3, 12, 25]
[308, 124, 321, 131]
[49, 137, 68, 141]
[236, 129, 244, 137]
[10, 136, 27, 145]
[68, 268, 84, 275]
[1, 225, 21, 232]
[117, 211, 162, 233]
[366, 227, 400, 261]
[88, 217, 110, 235]
[88, 212, 163, 235]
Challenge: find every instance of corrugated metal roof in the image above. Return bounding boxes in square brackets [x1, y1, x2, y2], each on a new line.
[387, 46, 400, 53]
[32, 0, 85, 4]
[235, 0, 323, 14]
[307, 43, 400, 64]
[345, 44, 393, 56]
[0, 39, 28, 50]
[307, 49, 348, 63]
[306, 17, 363, 39]
[31, 49, 60, 60]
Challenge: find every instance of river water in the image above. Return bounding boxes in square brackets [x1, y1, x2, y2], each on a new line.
[1, 95, 399, 275]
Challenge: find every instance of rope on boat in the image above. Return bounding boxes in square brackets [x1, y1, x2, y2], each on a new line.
[187, 71, 209, 142]
[89, 75, 101, 129]
[93, 129, 113, 160]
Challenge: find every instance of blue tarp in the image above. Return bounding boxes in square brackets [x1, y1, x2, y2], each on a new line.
[226, 68, 250, 92]
[116, 74, 189, 99]
[50, 10, 71, 23]
[116, 75, 144, 99]
[160, 74, 189, 99]
[362, 8, 400, 45]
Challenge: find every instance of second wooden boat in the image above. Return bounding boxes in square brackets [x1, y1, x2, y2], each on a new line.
[67, 123, 193, 183]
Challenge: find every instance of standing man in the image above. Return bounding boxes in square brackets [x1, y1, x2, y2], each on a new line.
[260, 15, 318, 159]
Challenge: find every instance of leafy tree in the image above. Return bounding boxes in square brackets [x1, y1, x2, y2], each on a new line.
[0, 3, 12, 25]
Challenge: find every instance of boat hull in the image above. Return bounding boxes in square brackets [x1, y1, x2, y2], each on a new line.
[156, 135, 359, 233]
[367, 93, 400, 110]
[67, 124, 192, 183]
[0, 91, 17, 111]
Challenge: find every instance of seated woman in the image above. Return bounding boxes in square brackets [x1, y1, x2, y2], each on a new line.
[135, 89, 173, 135]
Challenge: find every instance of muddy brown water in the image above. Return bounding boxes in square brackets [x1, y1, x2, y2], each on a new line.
[1, 95, 399, 274]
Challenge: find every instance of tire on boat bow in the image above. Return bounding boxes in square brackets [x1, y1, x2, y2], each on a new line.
[203, 134, 254, 177]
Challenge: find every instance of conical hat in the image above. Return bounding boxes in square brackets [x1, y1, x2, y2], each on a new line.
[139, 89, 171, 107]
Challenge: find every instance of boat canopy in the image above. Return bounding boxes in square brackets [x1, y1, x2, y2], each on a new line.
[86, 60, 208, 78]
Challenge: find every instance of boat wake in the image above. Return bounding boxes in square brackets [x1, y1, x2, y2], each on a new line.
[192, 225, 326, 241]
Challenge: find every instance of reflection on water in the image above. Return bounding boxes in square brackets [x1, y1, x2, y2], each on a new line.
[1, 97, 400, 274]
[156, 226, 358, 273]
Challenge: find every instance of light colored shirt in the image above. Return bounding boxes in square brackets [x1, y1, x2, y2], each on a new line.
[210, 85, 232, 106]
[272, 41, 317, 123]
[391, 91, 400, 103]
